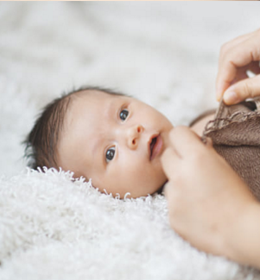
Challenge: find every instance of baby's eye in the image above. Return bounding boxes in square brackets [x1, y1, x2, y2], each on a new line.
[106, 147, 116, 163]
[119, 109, 129, 121]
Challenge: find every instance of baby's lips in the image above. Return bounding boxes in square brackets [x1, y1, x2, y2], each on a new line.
[148, 133, 158, 160]
[148, 133, 159, 160]
[150, 134, 163, 161]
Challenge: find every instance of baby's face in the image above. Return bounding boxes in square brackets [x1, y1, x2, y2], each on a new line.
[57, 90, 173, 198]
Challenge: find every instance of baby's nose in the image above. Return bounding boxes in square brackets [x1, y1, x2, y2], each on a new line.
[127, 125, 144, 149]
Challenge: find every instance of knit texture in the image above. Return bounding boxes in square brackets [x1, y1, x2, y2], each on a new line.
[204, 99, 260, 200]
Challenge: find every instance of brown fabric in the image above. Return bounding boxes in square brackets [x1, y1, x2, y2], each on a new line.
[202, 98, 260, 201]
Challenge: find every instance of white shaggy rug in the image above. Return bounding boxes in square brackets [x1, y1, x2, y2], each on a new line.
[1, 2, 260, 279]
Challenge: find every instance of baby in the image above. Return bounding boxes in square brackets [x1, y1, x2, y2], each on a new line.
[24, 87, 175, 198]
[24, 86, 260, 199]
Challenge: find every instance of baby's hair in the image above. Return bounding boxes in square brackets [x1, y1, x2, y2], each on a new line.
[24, 86, 126, 170]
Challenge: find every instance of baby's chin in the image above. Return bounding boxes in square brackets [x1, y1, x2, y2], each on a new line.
[152, 180, 167, 196]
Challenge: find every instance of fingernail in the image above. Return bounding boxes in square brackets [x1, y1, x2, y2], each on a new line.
[223, 91, 240, 104]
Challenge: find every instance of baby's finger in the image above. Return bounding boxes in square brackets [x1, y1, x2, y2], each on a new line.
[223, 74, 260, 105]
[161, 147, 180, 179]
[216, 32, 260, 101]
[169, 126, 205, 158]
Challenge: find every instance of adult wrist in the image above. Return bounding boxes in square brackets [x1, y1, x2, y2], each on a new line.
[224, 201, 260, 268]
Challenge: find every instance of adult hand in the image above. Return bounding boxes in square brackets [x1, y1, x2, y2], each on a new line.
[216, 29, 260, 105]
[161, 127, 260, 267]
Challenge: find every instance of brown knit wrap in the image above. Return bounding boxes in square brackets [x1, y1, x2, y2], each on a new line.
[202, 98, 260, 201]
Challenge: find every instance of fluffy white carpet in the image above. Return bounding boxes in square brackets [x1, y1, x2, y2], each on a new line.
[0, 2, 260, 279]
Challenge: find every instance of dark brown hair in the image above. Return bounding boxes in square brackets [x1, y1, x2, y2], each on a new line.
[24, 86, 127, 170]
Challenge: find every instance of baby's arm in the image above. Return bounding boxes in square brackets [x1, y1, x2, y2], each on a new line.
[161, 126, 260, 268]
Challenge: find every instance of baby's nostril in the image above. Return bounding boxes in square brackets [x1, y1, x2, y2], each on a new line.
[132, 139, 136, 145]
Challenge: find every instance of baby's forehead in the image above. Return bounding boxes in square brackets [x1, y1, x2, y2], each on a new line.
[66, 89, 129, 124]
[71, 89, 134, 114]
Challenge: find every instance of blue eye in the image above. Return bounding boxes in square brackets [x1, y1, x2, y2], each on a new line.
[106, 147, 115, 163]
[119, 109, 129, 121]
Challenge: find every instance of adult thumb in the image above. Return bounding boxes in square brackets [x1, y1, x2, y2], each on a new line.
[223, 74, 260, 105]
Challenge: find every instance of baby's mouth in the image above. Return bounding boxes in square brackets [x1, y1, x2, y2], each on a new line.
[149, 134, 163, 160]
[150, 137, 157, 158]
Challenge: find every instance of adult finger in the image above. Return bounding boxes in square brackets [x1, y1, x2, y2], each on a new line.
[216, 31, 259, 96]
[161, 147, 180, 179]
[217, 33, 253, 99]
[216, 31, 260, 101]
[247, 61, 260, 75]
[223, 74, 260, 105]
[218, 32, 253, 65]
[163, 182, 171, 199]
[168, 126, 206, 158]
[231, 62, 260, 85]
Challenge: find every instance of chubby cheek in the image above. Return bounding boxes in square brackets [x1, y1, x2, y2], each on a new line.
[104, 159, 166, 198]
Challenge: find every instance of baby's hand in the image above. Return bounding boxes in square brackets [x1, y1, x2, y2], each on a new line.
[161, 126, 255, 257]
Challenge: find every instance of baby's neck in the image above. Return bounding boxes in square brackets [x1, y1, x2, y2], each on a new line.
[190, 111, 215, 136]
